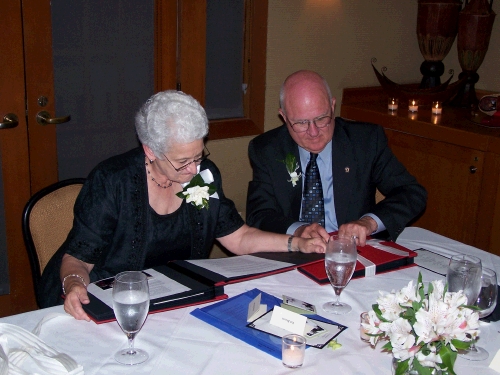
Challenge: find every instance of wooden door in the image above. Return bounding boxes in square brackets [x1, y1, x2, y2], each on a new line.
[385, 129, 484, 246]
[0, 0, 155, 317]
[0, 0, 38, 316]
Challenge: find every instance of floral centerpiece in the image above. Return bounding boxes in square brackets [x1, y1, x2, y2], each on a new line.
[362, 273, 480, 375]
[177, 173, 216, 210]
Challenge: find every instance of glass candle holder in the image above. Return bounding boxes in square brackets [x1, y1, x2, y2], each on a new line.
[388, 97, 399, 111]
[282, 334, 306, 368]
[408, 99, 419, 112]
[360, 312, 370, 342]
[432, 101, 442, 115]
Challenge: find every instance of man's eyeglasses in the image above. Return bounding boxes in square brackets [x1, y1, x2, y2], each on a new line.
[288, 113, 332, 133]
[163, 146, 210, 172]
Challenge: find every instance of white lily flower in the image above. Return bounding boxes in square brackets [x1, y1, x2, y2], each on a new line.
[366, 273, 480, 374]
[377, 291, 405, 321]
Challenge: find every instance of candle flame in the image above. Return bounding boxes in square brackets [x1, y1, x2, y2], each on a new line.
[412, 100, 416, 106]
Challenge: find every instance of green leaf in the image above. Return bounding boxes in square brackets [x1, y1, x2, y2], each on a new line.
[427, 281, 434, 296]
[411, 358, 432, 375]
[372, 304, 390, 323]
[450, 339, 470, 350]
[278, 153, 298, 174]
[439, 344, 457, 375]
[394, 359, 410, 375]
[186, 173, 204, 188]
[382, 341, 393, 352]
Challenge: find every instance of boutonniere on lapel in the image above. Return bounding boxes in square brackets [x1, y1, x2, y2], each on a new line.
[177, 170, 217, 210]
[279, 153, 301, 187]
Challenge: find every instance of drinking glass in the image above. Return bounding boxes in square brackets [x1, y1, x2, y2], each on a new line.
[476, 268, 498, 319]
[446, 254, 482, 305]
[446, 254, 483, 361]
[323, 235, 357, 314]
[112, 271, 150, 365]
[461, 267, 498, 361]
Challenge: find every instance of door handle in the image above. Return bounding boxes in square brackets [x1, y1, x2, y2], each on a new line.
[0, 113, 19, 129]
[36, 111, 71, 125]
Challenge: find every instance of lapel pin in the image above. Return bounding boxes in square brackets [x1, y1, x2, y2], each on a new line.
[345, 167, 350, 173]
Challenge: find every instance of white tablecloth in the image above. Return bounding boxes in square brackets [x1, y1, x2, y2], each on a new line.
[1, 227, 499, 374]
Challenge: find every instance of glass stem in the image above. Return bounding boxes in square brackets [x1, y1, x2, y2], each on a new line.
[127, 333, 136, 355]
[334, 289, 343, 305]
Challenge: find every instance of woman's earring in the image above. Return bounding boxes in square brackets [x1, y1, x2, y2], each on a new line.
[149, 159, 154, 164]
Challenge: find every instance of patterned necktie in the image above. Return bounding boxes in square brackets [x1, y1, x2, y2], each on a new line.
[300, 153, 325, 227]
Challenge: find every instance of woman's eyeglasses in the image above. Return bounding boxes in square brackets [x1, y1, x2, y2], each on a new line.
[163, 146, 210, 172]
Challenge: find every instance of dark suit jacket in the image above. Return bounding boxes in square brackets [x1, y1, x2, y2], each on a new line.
[246, 117, 427, 240]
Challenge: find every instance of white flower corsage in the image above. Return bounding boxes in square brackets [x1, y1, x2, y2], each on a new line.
[280, 153, 301, 187]
[177, 170, 217, 210]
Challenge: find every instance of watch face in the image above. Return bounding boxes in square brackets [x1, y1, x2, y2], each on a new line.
[479, 95, 499, 116]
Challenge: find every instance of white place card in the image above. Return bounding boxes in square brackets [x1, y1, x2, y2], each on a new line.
[489, 349, 500, 373]
[269, 305, 307, 335]
[247, 293, 268, 322]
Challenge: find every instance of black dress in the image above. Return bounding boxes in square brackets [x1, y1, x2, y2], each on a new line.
[39, 147, 244, 308]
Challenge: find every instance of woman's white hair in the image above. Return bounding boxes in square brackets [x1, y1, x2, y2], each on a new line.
[135, 90, 208, 157]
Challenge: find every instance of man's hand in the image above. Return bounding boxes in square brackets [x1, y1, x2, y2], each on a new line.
[294, 223, 330, 242]
[63, 282, 91, 321]
[296, 236, 326, 253]
[338, 216, 378, 247]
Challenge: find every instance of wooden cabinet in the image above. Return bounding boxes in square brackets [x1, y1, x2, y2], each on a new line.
[340, 86, 500, 256]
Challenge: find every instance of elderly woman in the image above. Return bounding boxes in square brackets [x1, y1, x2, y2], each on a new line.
[40, 90, 325, 320]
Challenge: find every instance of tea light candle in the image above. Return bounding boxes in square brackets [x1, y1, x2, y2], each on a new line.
[432, 101, 442, 115]
[360, 312, 370, 342]
[388, 97, 398, 111]
[282, 334, 306, 368]
[408, 99, 418, 112]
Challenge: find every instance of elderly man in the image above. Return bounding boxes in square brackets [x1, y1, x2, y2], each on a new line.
[246, 70, 427, 246]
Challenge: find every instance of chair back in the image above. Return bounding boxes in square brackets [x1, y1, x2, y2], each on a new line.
[375, 189, 385, 203]
[22, 178, 85, 307]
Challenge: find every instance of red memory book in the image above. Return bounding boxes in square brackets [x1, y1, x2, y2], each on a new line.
[298, 241, 417, 285]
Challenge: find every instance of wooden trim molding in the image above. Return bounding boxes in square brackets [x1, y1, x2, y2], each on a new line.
[154, 0, 267, 141]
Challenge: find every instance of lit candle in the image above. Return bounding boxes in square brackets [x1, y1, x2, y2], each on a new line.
[432, 101, 442, 115]
[408, 99, 418, 112]
[282, 334, 306, 368]
[388, 97, 398, 111]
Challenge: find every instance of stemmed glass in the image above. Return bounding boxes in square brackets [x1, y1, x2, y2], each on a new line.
[112, 271, 150, 365]
[446, 254, 483, 360]
[462, 267, 498, 361]
[323, 235, 357, 315]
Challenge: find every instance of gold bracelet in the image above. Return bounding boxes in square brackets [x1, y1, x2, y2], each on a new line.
[288, 235, 295, 252]
[62, 274, 87, 295]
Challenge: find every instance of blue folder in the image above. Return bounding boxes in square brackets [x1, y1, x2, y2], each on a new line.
[190, 288, 345, 359]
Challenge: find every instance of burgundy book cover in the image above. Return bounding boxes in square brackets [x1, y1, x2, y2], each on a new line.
[297, 241, 417, 285]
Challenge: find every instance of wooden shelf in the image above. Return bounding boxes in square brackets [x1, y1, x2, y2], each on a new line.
[341, 86, 500, 255]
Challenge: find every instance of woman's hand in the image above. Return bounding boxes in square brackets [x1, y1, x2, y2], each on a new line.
[63, 280, 91, 321]
[296, 236, 326, 253]
[60, 254, 94, 321]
